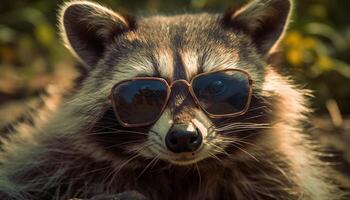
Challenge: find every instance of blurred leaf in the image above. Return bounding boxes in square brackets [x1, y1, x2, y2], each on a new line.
[305, 23, 348, 51]
[35, 24, 54, 46]
[332, 60, 350, 79]
[20, 7, 47, 26]
[309, 4, 328, 19]
[0, 46, 15, 64]
[191, 0, 208, 9]
[0, 25, 16, 43]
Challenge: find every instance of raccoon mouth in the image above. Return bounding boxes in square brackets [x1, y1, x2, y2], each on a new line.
[168, 156, 204, 165]
[150, 145, 206, 166]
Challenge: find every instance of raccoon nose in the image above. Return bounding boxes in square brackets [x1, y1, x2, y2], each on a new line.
[165, 125, 202, 153]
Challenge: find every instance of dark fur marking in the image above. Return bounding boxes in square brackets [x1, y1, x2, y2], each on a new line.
[88, 108, 149, 156]
[169, 25, 187, 80]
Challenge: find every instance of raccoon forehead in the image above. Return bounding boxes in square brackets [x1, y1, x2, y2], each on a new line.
[106, 47, 175, 81]
[99, 15, 262, 84]
[107, 47, 242, 82]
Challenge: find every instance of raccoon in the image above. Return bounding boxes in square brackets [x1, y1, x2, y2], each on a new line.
[0, 0, 348, 199]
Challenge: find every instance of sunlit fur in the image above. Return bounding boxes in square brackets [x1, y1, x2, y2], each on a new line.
[0, 0, 348, 200]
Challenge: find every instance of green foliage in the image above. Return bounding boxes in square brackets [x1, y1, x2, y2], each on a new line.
[283, 0, 350, 114]
[0, 0, 349, 114]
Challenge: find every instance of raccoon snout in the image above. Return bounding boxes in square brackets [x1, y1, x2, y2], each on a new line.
[165, 124, 203, 153]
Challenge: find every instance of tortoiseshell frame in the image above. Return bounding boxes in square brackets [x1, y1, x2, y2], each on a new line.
[110, 69, 254, 127]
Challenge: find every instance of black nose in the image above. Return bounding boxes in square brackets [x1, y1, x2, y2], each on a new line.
[165, 125, 203, 153]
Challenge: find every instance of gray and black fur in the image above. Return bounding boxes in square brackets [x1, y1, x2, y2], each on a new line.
[0, 0, 349, 199]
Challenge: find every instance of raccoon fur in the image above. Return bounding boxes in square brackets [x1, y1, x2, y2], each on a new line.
[0, 0, 348, 199]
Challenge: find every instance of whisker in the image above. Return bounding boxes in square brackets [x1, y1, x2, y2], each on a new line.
[217, 123, 272, 129]
[210, 143, 230, 157]
[215, 122, 271, 131]
[89, 127, 148, 135]
[195, 163, 202, 191]
[107, 153, 142, 189]
[149, 154, 161, 172]
[78, 165, 112, 177]
[105, 142, 154, 189]
[137, 154, 159, 178]
[87, 131, 148, 137]
[229, 142, 259, 162]
[242, 114, 266, 120]
[105, 140, 146, 149]
[246, 105, 270, 112]
[207, 106, 269, 130]
[149, 130, 162, 136]
[217, 126, 272, 134]
[219, 137, 257, 148]
[208, 151, 224, 165]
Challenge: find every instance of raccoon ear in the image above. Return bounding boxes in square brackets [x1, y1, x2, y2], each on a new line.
[59, 1, 136, 69]
[222, 0, 292, 55]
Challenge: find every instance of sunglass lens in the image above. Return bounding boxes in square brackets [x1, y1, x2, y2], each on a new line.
[192, 70, 250, 116]
[112, 80, 168, 125]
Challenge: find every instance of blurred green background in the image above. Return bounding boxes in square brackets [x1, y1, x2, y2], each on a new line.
[0, 0, 349, 118]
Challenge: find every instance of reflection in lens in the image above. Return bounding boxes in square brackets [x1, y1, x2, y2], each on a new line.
[192, 70, 250, 115]
[112, 80, 168, 125]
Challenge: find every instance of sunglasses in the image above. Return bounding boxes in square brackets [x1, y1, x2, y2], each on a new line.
[109, 69, 254, 127]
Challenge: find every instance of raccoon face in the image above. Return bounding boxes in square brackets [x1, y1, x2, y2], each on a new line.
[59, 0, 292, 167]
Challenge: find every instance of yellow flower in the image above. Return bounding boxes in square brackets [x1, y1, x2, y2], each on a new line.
[284, 31, 302, 47]
[287, 48, 303, 66]
[303, 37, 316, 49]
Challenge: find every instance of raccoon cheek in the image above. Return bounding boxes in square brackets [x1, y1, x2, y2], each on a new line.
[148, 109, 173, 143]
